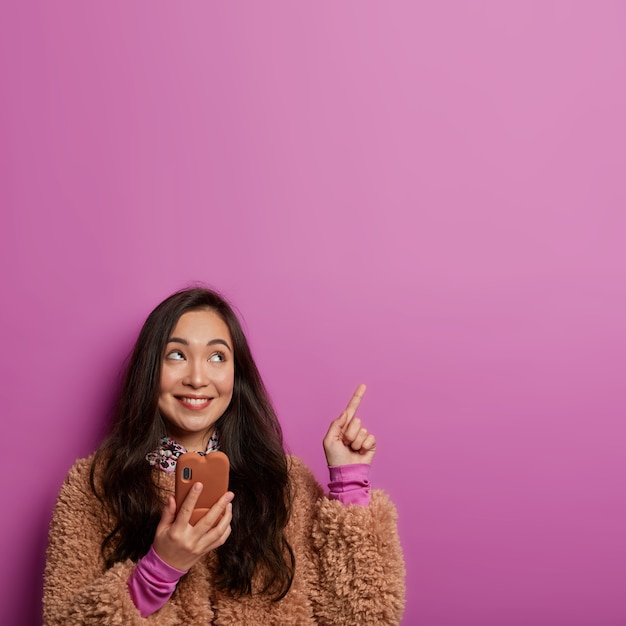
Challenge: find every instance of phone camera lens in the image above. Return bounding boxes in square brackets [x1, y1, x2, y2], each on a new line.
[182, 467, 192, 480]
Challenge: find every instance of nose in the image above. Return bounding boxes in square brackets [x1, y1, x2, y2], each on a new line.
[183, 358, 211, 388]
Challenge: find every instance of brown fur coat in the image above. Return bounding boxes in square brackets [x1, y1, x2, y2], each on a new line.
[43, 455, 405, 625]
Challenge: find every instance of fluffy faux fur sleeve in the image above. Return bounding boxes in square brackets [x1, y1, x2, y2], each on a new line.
[43, 457, 181, 625]
[287, 456, 406, 625]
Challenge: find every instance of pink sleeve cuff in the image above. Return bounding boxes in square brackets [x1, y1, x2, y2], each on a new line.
[328, 463, 371, 507]
[127, 546, 187, 618]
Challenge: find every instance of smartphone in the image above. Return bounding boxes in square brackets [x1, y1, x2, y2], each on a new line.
[175, 451, 230, 525]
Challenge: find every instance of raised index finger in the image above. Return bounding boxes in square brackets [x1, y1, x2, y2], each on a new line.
[344, 384, 367, 421]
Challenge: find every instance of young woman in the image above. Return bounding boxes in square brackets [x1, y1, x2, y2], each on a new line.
[43, 287, 405, 625]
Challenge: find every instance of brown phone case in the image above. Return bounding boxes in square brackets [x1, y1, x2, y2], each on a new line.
[175, 451, 230, 525]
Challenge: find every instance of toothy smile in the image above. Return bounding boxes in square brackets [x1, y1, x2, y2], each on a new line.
[176, 396, 212, 408]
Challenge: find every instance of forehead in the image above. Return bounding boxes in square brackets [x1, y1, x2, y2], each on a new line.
[171, 309, 232, 341]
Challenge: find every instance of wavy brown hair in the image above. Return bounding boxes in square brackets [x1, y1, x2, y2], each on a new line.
[90, 287, 294, 599]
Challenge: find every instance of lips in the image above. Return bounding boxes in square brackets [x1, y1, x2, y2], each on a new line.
[175, 396, 213, 410]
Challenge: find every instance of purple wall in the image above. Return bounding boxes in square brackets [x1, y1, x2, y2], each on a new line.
[2, 3, 625, 625]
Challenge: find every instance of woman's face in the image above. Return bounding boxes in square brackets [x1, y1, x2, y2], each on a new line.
[158, 309, 235, 452]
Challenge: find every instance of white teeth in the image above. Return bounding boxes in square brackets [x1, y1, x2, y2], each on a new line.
[180, 397, 209, 406]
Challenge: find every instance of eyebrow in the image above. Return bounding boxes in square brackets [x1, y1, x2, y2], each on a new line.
[167, 337, 232, 352]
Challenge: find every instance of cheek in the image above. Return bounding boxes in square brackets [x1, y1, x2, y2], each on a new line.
[159, 367, 175, 392]
[216, 367, 235, 394]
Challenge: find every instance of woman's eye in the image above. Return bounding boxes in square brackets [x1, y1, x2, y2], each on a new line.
[166, 350, 185, 361]
[209, 352, 226, 363]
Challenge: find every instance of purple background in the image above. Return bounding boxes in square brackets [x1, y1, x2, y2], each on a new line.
[2, 2, 626, 625]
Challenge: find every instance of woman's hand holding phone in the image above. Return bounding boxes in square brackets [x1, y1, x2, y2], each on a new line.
[152, 485, 234, 572]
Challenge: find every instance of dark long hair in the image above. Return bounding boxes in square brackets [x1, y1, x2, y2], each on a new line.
[90, 287, 295, 599]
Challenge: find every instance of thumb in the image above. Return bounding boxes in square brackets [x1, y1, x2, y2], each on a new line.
[324, 410, 348, 443]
